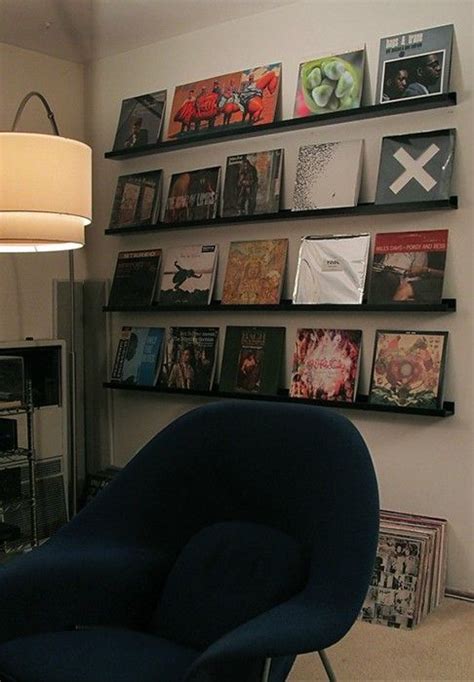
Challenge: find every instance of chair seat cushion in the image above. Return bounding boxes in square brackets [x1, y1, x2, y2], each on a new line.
[0, 628, 198, 682]
[153, 521, 306, 649]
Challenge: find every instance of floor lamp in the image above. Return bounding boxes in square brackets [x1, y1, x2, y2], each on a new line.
[0, 92, 92, 516]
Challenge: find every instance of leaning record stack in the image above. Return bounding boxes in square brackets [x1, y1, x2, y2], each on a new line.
[360, 510, 447, 629]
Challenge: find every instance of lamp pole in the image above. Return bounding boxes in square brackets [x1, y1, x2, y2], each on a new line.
[10, 92, 80, 517]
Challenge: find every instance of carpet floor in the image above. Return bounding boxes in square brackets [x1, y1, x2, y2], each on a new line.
[288, 597, 474, 681]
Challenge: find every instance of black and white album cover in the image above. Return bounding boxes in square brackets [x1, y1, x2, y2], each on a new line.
[375, 129, 455, 204]
[376, 24, 454, 104]
[292, 140, 363, 211]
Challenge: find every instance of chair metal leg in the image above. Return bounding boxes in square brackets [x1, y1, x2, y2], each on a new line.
[318, 650, 337, 682]
[261, 657, 272, 682]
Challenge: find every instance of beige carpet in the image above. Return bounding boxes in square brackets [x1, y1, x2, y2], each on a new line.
[288, 597, 474, 681]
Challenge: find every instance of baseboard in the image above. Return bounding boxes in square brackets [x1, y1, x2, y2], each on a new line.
[445, 588, 474, 602]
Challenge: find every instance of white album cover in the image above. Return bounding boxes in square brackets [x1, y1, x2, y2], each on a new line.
[292, 139, 364, 210]
[293, 233, 370, 304]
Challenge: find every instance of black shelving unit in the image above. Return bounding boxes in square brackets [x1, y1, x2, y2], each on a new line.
[104, 92, 457, 159]
[104, 298, 456, 313]
[0, 384, 38, 554]
[103, 88, 458, 422]
[105, 197, 458, 235]
[102, 382, 454, 417]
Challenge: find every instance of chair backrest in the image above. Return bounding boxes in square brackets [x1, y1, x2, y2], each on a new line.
[59, 400, 379, 626]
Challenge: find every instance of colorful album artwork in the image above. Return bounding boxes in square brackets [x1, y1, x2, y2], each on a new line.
[290, 328, 362, 402]
[368, 230, 448, 304]
[369, 330, 448, 409]
[167, 63, 281, 139]
[221, 238, 288, 305]
[294, 49, 365, 117]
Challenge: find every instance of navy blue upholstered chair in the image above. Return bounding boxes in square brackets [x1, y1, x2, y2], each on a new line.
[0, 401, 379, 682]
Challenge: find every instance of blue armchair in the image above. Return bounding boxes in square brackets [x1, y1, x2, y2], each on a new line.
[0, 400, 379, 682]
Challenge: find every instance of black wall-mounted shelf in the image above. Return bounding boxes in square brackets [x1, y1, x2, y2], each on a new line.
[104, 92, 457, 160]
[103, 298, 456, 313]
[104, 197, 458, 235]
[103, 382, 455, 417]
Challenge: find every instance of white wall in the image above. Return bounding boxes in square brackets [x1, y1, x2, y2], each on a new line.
[85, 0, 473, 591]
[0, 43, 87, 341]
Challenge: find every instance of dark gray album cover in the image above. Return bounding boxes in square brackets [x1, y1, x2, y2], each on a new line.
[375, 24, 454, 104]
[375, 129, 455, 205]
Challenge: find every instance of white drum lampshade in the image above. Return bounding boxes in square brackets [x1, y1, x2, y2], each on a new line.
[0, 132, 92, 252]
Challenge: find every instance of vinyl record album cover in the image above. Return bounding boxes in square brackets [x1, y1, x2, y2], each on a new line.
[369, 330, 448, 409]
[157, 244, 218, 305]
[107, 249, 162, 307]
[290, 328, 362, 402]
[221, 238, 288, 305]
[375, 24, 453, 104]
[375, 129, 455, 204]
[292, 140, 363, 210]
[368, 230, 448, 304]
[360, 533, 424, 629]
[112, 90, 166, 151]
[109, 170, 163, 229]
[219, 326, 285, 396]
[163, 167, 221, 223]
[293, 233, 370, 304]
[222, 149, 283, 217]
[111, 326, 165, 386]
[159, 327, 219, 391]
[294, 48, 365, 116]
[167, 63, 281, 139]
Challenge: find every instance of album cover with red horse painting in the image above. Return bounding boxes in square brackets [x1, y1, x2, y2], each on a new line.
[167, 63, 281, 139]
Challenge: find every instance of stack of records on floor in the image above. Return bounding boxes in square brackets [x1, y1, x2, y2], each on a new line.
[360, 510, 448, 629]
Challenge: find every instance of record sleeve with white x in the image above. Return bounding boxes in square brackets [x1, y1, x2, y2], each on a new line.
[375, 129, 455, 204]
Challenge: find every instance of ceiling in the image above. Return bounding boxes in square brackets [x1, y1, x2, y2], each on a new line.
[0, 0, 294, 63]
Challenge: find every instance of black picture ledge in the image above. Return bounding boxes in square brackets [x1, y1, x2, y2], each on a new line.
[103, 298, 456, 313]
[104, 197, 458, 235]
[102, 382, 455, 417]
[104, 92, 457, 159]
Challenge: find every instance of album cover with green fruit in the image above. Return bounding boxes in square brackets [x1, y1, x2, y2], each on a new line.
[294, 49, 365, 117]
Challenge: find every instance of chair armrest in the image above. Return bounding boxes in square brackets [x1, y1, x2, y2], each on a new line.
[0, 540, 170, 644]
[186, 592, 357, 680]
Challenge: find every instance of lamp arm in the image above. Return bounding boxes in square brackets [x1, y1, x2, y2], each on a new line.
[11, 91, 60, 135]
